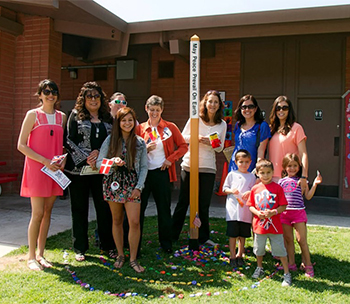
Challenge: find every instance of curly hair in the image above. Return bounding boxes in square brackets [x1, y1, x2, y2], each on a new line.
[234, 94, 264, 126]
[199, 90, 224, 124]
[281, 153, 302, 178]
[74, 81, 112, 123]
[35, 79, 60, 110]
[269, 96, 296, 136]
[107, 107, 137, 170]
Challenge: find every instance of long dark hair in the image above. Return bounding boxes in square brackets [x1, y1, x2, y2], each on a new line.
[269, 96, 296, 136]
[281, 153, 302, 178]
[35, 79, 60, 110]
[199, 90, 224, 124]
[107, 107, 137, 170]
[74, 81, 112, 122]
[234, 94, 264, 126]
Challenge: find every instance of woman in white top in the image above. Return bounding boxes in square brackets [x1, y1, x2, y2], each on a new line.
[172, 90, 227, 245]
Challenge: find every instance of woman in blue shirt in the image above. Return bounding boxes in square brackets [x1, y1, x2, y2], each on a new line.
[229, 95, 271, 172]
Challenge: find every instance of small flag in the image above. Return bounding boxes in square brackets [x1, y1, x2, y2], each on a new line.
[99, 158, 114, 174]
[149, 127, 158, 141]
[51, 153, 67, 165]
[193, 212, 202, 228]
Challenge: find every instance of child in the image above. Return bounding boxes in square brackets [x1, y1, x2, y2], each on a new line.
[247, 159, 291, 286]
[223, 149, 256, 267]
[278, 153, 322, 277]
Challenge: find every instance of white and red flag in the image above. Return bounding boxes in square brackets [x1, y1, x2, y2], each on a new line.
[99, 158, 114, 174]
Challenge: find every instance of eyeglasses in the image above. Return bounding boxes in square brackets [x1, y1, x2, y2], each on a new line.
[111, 99, 127, 106]
[276, 105, 289, 111]
[42, 89, 58, 96]
[86, 93, 101, 100]
[240, 104, 256, 110]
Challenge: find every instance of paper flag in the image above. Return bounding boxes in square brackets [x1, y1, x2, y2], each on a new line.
[99, 158, 114, 174]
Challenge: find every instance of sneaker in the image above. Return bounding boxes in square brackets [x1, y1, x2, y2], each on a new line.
[237, 257, 244, 267]
[204, 239, 218, 246]
[282, 272, 292, 287]
[230, 258, 238, 268]
[252, 267, 265, 279]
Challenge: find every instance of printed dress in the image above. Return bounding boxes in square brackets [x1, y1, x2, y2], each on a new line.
[102, 142, 140, 204]
[20, 109, 64, 197]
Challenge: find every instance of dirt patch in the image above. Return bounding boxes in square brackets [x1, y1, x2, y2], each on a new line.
[0, 254, 28, 271]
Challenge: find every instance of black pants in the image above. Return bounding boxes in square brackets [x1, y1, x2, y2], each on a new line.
[140, 168, 173, 251]
[171, 170, 215, 244]
[67, 173, 115, 254]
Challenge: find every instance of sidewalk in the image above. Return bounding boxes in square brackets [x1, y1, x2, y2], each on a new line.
[0, 193, 349, 257]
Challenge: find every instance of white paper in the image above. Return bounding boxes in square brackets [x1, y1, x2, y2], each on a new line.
[41, 166, 71, 190]
[80, 165, 100, 176]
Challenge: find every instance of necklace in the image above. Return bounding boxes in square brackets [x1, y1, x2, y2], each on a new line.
[93, 123, 100, 138]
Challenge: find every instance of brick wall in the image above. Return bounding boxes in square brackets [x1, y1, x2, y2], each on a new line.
[0, 13, 62, 194]
[150, 41, 241, 187]
[60, 53, 116, 102]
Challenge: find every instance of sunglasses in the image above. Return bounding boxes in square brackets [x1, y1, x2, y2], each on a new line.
[42, 89, 58, 96]
[240, 104, 256, 110]
[276, 105, 289, 111]
[111, 99, 127, 105]
[86, 93, 101, 100]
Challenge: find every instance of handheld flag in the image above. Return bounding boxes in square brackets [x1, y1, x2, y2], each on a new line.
[99, 158, 114, 175]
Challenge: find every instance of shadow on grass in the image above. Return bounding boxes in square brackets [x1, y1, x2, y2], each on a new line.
[41, 217, 350, 298]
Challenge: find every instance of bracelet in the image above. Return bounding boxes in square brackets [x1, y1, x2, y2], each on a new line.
[274, 209, 278, 215]
[301, 176, 307, 179]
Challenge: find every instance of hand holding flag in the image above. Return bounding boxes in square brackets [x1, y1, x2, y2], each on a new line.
[99, 158, 115, 174]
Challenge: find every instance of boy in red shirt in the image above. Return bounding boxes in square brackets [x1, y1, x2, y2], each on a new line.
[247, 159, 292, 286]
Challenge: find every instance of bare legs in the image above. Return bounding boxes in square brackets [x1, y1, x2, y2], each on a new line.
[283, 222, 311, 266]
[27, 196, 56, 269]
[108, 201, 144, 272]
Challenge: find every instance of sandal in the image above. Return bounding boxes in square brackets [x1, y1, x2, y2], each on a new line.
[130, 259, 144, 273]
[75, 253, 86, 262]
[276, 263, 297, 271]
[113, 255, 125, 269]
[27, 259, 43, 271]
[108, 249, 118, 259]
[37, 257, 53, 268]
[304, 265, 314, 278]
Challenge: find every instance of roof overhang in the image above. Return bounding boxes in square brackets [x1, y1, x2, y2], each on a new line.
[0, 1, 349, 60]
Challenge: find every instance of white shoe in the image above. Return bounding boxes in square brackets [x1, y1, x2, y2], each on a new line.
[204, 239, 218, 246]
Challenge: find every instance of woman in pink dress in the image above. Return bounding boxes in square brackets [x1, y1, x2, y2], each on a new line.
[18, 79, 66, 271]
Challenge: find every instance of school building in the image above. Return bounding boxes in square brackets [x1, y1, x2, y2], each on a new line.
[0, 0, 349, 199]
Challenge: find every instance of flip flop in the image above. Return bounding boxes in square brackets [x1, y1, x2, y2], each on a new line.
[37, 257, 53, 268]
[75, 253, 86, 262]
[27, 259, 43, 271]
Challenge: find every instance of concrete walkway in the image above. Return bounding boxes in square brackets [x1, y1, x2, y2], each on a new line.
[0, 193, 349, 257]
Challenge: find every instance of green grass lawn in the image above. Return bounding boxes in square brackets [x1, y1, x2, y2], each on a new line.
[1, 216, 350, 303]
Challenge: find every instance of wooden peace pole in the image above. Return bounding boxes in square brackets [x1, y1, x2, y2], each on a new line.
[189, 34, 200, 250]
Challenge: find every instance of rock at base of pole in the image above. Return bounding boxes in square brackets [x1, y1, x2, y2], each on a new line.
[189, 238, 199, 250]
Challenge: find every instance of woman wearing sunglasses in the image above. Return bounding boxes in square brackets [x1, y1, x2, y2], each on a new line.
[228, 95, 271, 173]
[109, 92, 128, 118]
[268, 96, 308, 192]
[18, 79, 66, 270]
[65, 81, 115, 262]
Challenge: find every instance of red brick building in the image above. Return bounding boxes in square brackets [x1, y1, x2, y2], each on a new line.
[0, 0, 349, 199]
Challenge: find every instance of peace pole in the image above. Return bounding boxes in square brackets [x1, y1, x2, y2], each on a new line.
[189, 34, 200, 250]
